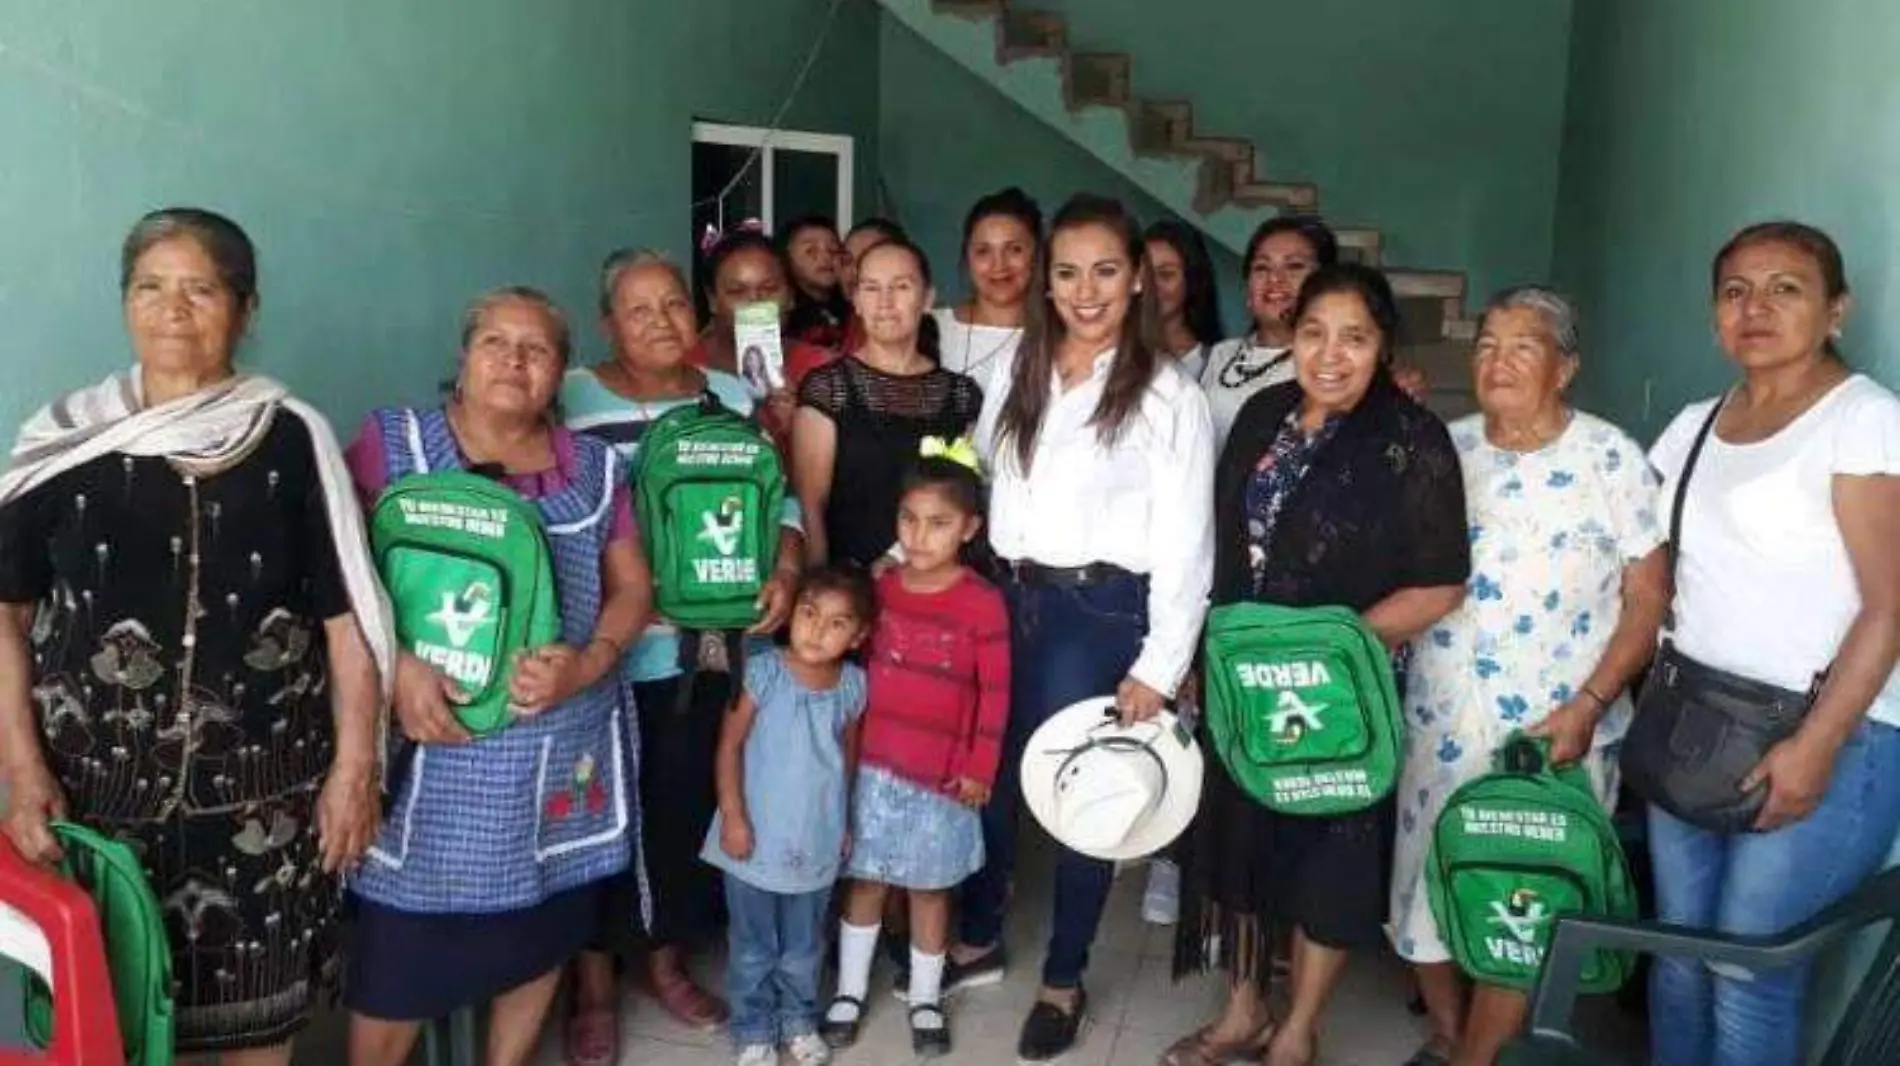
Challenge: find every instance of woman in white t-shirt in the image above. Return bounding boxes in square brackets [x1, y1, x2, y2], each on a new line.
[930, 187, 1041, 384]
[1144, 219, 1224, 381]
[1643, 221, 1900, 1066]
[1200, 216, 1339, 445]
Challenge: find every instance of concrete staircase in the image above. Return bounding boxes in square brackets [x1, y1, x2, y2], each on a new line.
[879, 0, 1479, 405]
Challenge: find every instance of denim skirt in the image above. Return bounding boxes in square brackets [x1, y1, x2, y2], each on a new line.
[844, 766, 985, 890]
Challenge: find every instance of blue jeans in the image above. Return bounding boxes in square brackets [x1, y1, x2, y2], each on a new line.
[725, 877, 831, 1046]
[1648, 720, 1900, 1066]
[957, 572, 1149, 988]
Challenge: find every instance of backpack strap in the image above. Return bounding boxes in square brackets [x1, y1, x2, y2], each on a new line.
[1662, 396, 1724, 631]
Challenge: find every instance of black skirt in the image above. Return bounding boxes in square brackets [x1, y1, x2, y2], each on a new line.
[1173, 745, 1396, 987]
[344, 882, 602, 1020]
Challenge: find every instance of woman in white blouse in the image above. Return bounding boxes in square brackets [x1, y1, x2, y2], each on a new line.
[1200, 216, 1338, 446]
[930, 187, 1040, 383]
[1644, 221, 1900, 1066]
[950, 193, 1215, 1064]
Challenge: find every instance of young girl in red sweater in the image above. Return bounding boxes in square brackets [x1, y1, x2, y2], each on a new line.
[819, 445, 1009, 1057]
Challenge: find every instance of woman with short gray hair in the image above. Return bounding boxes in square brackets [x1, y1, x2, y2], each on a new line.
[1387, 285, 1669, 1066]
[0, 207, 394, 1063]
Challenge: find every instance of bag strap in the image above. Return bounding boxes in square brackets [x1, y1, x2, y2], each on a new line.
[1663, 396, 1725, 630]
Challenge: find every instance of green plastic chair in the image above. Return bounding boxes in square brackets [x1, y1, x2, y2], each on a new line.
[1501, 866, 1900, 1065]
[21, 823, 173, 1066]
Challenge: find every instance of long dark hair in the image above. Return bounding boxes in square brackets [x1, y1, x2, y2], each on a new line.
[1242, 214, 1340, 331]
[997, 194, 1161, 472]
[1144, 218, 1223, 349]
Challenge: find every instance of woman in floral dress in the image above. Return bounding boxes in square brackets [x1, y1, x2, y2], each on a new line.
[1389, 286, 1668, 1066]
[0, 207, 393, 1064]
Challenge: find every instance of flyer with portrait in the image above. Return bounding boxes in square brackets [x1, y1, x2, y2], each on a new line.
[733, 302, 786, 398]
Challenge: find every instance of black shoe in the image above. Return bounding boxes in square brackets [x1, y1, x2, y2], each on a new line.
[909, 1002, 952, 1058]
[819, 995, 863, 1049]
[943, 944, 1008, 994]
[1016, 989, 1086, 1063]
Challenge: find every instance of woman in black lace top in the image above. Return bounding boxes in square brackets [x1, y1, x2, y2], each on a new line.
[1166, 264, 1470, 1066]
[792, 239, 982, 568]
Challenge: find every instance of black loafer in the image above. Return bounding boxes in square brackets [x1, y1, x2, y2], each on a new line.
[943, 944, 1008, 994]
[910, 1002, 952, 1058]
[819, 995, 863, 1049]
[1017, 988, 1086, 1062]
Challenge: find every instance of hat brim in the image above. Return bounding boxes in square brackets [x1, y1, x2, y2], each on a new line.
[1021, 697, 1205, 862]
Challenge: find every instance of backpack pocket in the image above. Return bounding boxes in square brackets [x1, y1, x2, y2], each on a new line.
[1232, 645, 1373, 770]
[1446, 863, 1586, 988]
[660, 480, 767, 612]
[384, 545, 513, 726]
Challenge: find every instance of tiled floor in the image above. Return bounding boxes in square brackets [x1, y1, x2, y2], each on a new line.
[285, 834, 1645, 1065]
[540, 840, 1439, 1066]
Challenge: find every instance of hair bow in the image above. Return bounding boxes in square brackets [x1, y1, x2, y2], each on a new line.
[920, 435, 981, 473]
[699, 218, 767, 257]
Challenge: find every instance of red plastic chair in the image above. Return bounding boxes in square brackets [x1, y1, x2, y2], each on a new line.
[0, 838, 124, 1066]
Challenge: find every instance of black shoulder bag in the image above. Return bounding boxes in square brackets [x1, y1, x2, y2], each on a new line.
[1620, 398, 1828, 833]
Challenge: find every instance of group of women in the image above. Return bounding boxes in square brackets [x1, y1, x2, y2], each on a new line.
[2, 191, 1896, 1066]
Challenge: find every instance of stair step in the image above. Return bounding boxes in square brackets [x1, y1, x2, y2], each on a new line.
[1233, 181, 1318, 211]
[1336, 228, 1382, 264]
[1390, 270, 1466, 300]
[1180, 136, 1252, 163]
[1069, 52, 1132, 108]
[1131, 100, 1194, 155]
[1000, 10, 1065, 57]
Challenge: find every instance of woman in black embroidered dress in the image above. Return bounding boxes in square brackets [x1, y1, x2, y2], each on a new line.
[1165, 264, 1470, 1066]
[0, 209, 386, 1064]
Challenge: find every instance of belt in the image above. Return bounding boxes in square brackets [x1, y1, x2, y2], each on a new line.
[1001, 558, 1138, 588]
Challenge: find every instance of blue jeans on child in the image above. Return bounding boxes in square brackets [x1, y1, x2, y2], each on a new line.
[957, 570, 1149, 989]
[1648, 719, 1900, 1066]
[725, 877, 832, 1046]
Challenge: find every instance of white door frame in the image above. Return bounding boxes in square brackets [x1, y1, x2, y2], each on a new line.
[692, 122, 855, 233]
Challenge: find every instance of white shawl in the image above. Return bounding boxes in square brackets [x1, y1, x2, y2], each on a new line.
[2, 369, 397, 758]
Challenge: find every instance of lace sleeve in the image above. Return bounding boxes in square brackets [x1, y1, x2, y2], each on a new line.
[1397, 409, 1472, 588]
[796, 362, 850, 420]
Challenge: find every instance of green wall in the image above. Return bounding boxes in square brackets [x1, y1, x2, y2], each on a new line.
[877, 17, 1247, 328]
[0, 0, 880, 434]
[1554, 2, 1900, 1054]
[1554, 0, 1900, 440]
[1031, 0, 1574, 307]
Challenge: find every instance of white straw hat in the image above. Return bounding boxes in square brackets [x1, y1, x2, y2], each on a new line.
[1021, 697, 1205, 861]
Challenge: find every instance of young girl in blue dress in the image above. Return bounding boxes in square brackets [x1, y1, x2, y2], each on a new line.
[702, 566, 874, 1066]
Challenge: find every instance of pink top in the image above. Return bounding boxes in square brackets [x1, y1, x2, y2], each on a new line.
[344, 416, 637, 546]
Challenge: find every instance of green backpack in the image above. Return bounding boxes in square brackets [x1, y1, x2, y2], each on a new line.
[1426, 734, 1639, 992]
[1202, 602, 1403, 815]
[24, 821, 175, 1066]
[370, 470, 562, 735]
[632, 398, 785, 630]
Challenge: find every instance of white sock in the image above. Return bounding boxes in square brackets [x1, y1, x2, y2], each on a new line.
[908, 947, 946, 1012]
[827, 921, 880, 1023]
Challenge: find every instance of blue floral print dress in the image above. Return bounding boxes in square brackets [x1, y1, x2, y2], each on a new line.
[1389, 410, 1663, 965]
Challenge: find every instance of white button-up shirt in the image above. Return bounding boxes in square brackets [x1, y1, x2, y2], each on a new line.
[974, 347, 1215, 696]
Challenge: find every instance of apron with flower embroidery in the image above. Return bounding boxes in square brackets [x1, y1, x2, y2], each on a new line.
[352, 407, 642, 914]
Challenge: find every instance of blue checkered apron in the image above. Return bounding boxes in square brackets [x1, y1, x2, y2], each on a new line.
[352, 407, 647, 918]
